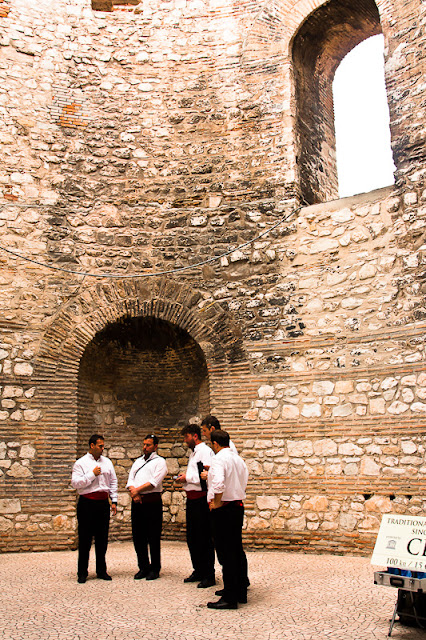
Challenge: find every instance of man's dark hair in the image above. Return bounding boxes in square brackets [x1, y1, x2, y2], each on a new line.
[181, 423, 201, 439]
[201, 415, 221, 430]
[210, 429, 230, 448]
[144, 433, 159, 446]
[89, 433, 104, 447]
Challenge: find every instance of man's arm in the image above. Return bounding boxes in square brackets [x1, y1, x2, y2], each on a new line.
[71, 460, 99, 490]
[108, 461, 118, 515]
[128, 481, 155, 499]
[210, 491, 223, 510]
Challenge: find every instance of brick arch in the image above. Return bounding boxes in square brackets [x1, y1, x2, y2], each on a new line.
[31, 278, 245, 481]
[36, 277, 245, 371]
[242, 0, 392, 57]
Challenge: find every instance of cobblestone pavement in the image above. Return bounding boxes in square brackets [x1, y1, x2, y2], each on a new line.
[1, 541, 425, 640]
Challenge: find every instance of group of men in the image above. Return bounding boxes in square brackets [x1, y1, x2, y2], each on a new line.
[71, 416, 249, 610]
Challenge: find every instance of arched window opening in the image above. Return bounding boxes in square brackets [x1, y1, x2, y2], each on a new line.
[333, 35, 395, 198]
[292, 0, 383, 206]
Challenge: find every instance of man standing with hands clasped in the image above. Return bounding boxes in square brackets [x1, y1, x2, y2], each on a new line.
[71, 433, 118, 584]
[175, 423, 215, 588]
[207, 429, 249, 610]
[126, 434, 168, 581]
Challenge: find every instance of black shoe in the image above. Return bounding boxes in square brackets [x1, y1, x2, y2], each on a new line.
[146, 570, 159, 581]
[97, 573, 112, 581]
[207, 598, 238, 610]
[198, 577, 216, 588]
[134, 569, 149, 580]
[215, 588, 246, 603]
[184, 572, 201, 583]
[77, 576, 86, 584]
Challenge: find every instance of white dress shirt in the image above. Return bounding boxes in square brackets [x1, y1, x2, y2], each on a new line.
[71, 453, 118, 502]
[207, 447, 248, 503]
[183, 442, 214, 492]
[229, 439, 238, 454]
[126, 452, 168, 494]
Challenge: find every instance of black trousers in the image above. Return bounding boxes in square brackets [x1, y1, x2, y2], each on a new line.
[77, 496, 110, 578]
[186, 496, 215, 579]
[210, 502, 248, 604]
[131, 500, 163, 572]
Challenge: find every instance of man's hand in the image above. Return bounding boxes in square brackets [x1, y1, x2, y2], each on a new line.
[210, 492, 223, 510]
[200, 465, 209, 481]
[93, 466, 101, 476]
[175, 473, 186, 483]
[111, 504, 117, 516]
[128, 485, 139, 500]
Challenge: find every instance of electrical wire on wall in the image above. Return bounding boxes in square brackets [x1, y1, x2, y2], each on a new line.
[0, 205, 300, 279]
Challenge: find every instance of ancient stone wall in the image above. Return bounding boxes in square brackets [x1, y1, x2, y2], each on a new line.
[0, 0, 425, 553]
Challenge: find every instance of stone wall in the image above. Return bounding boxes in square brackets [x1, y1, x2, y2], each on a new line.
[0, 0, 425, 554]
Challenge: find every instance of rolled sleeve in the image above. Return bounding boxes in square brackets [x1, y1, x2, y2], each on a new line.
[150, 460, 168, 488]
[209, 458, 225, 495]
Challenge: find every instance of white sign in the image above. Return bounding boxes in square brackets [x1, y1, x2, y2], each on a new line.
[371, 514, 426, 572]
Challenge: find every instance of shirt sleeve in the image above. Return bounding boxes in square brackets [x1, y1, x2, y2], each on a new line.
[210, 456, 226, 495]
[185, 453, 200, 485]
[149, 458, 168, 488]
[108, 461, 118, 502]
[186, 446, 214, 485]
[71, 460, 96, 490]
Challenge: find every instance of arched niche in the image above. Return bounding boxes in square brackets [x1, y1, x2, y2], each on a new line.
[31, 278, 245, 511]
[77, 315, 209, 456]
[77, 314, 210, 540]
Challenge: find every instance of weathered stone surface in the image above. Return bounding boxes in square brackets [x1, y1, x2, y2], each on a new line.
[19, 444, 36, 459]
[312, 381, 335, 396]
[0, 517, 13, 533]
[288, 441, 314, 457]
[0, 499, 21, 514]
[338, 443, 363, 456]
[7, 463, 32, 478]
[281, 405, 300, 419]
[360, 457, 381, 476]
[303, 495, 328, 511]
[256, 495, 279, 510]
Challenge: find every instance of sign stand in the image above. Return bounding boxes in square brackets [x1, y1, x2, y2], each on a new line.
[371, 515, 426, 636]
[388, 599, 398, 637]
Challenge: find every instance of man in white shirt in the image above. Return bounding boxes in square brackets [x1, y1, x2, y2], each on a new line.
[206, 429, 249, 610]
[175, 423, 215, 588]
[126, 434, 168, 581]
[71, 433, 118, 583]
[201, 415, 238, 453]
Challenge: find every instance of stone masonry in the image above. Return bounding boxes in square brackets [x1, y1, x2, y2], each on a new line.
[0, 0, 425, 554]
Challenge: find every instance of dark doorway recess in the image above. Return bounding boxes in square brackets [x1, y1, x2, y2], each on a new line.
[77, 315, 209, 457]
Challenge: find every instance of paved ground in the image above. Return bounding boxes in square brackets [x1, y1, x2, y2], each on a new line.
[1, 540, 425, 640]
